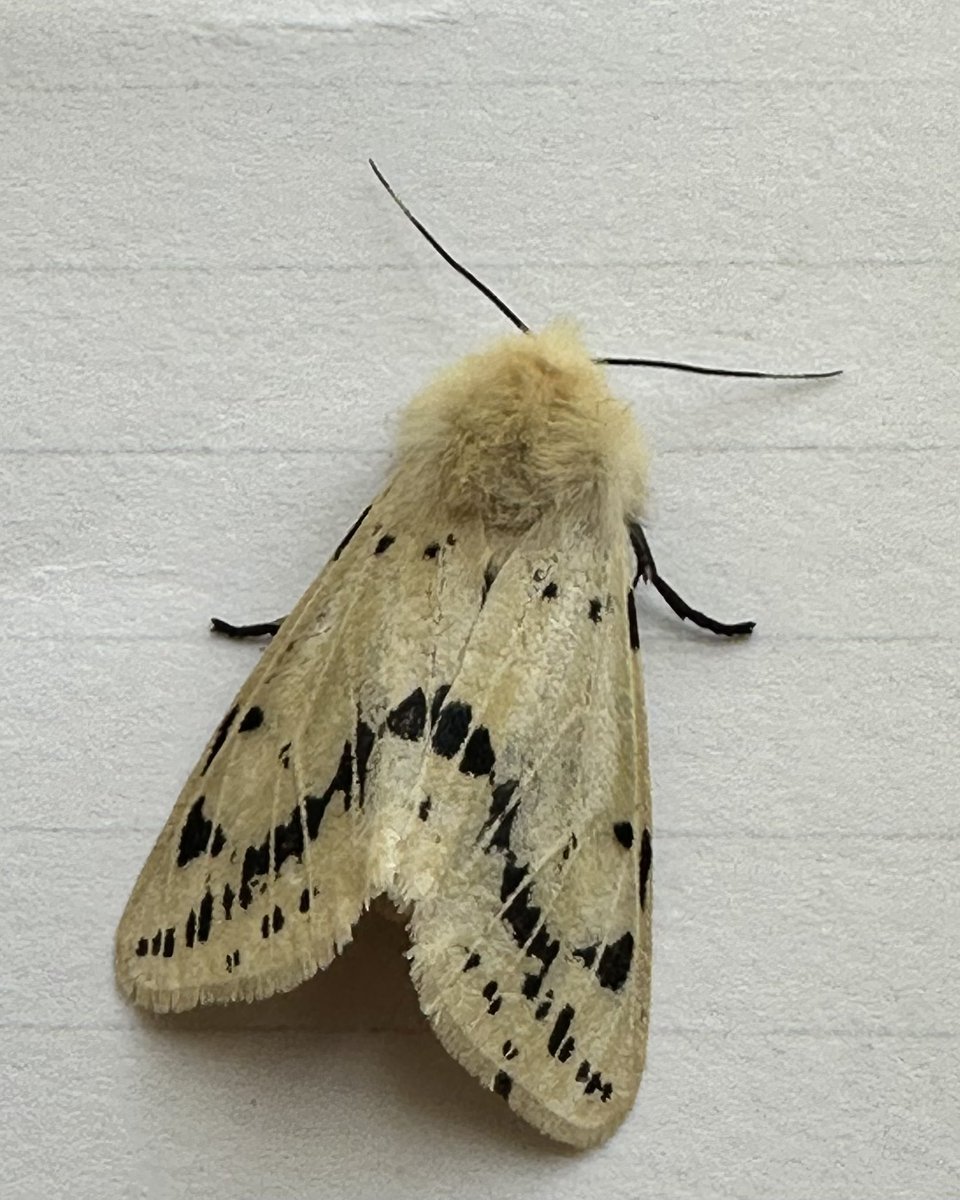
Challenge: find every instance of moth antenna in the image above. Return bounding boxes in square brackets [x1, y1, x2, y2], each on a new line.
[368, 158, 530, 334]
[596, 355, 842, 380]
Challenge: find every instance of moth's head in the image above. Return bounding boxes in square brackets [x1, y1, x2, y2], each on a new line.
[396, 323, 648, 534]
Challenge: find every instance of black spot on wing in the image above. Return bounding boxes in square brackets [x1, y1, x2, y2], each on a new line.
[305, 740, 353, 837]
[238, 706, 264, 733]
[162, 928, 175, 958]
[480, 562, 497, 606]
[222, 884, 235, 920]
[273, 806, 305, 874]
[423, 542, 440, 559]
[480, 779, 518, 851]
[210, 825, 226, 857]
[374, 534, 395, 555]
[386, 688, 427, 741]
[177, 796, 213, 867]
[460, 726, 495, 777]
[272, 905, 284, 933]
[202, 705, 239, 775]
[463, 951, 481, 972]
[446, 533, 457, 546]
[197, 891, 214, 943]
[596, 931, 634, 991]
[547, 1004, 575, 1058]
[572, 944, 598, 969]
[640, 827, 652, 910]
[355, 718, 376, 804]
[589, 597, 603, 622]
[150, 930, 161, 956]
[501, 1040, 519, 1061]
[432, 700, 472, 758]
[333, 505, 371, 560]
[627, 590, 640, 650]
[135, 938, 148, 957]
[613, 821, 634, 849]
[185, 909, 197, 948]
[430, 684, 451, 727]
[541, 581, 558, 599]
[482, 980, 498, 1001]
[558, 1036, 576, 1063]
[493, 1071, 512, 1099]
[299, 888, 311, 913]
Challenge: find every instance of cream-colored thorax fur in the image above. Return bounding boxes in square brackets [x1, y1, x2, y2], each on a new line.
[395, 324, 648, 536]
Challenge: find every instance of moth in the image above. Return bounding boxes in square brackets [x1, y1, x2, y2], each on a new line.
[115, 162, 839, 1148]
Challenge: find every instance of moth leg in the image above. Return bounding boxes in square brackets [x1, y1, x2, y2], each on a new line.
[210, 616, 286, 639]
[628, 523, 755, 638]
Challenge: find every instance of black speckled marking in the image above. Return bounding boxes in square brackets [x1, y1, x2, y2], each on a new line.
[239, 706, 264, 733]
[222, 884, 235, 920]
[136, 938, 148, 957]
[480, 779, 518, 851]
[585, 1072, 614, 1103]
[493, 1071, 512, 1099]
[306, 740, 353, 837]
[299, 888, 310, 913]
[640, 828, 652, 910]
[202, 705, 239, 775]
[627, 590, 640, 650]
[273, 806, 304, 874]
[613, 820, 634, 849]
[238, 840, 270, 909]
[423, 542, 440, 559]
[197, 891, 214, 943]
[463, 951, 481, 972]
[432, 700, 472, 758]
[572, 944, 598, 969]
[596, 931, 634, 991]
[547, 1004, 575, 1058]
[418, 796, 432, 821]
[589, 597, 603, 622]
[480, 563, 497, 606]
[177, 796, 213, 867]
[355, 717, 376, 805]
[333, 505, 371, 560]
[162, 928, 175, 958]
[541, 581, 558, 600]
[374, 534, 395, 555]
[386, 688, 427, 741]
[430, 684, 451, 727]
[460, 726, 495, 777]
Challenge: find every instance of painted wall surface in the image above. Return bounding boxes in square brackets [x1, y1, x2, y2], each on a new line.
[2, 3, 957, 1196]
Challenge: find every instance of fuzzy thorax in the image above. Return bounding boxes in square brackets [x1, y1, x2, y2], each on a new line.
[395, 324, 648, 533]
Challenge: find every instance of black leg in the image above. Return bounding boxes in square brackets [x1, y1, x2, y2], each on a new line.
[628, 524, 755, 638]
[210, 616, 286, 639]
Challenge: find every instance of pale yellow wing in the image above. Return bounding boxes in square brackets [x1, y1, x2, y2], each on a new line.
[399, 518, 652, 1148]
[115, 487, 492, 1012]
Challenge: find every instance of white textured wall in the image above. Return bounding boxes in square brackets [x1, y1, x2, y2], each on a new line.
[3, 2, 958, 1197]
